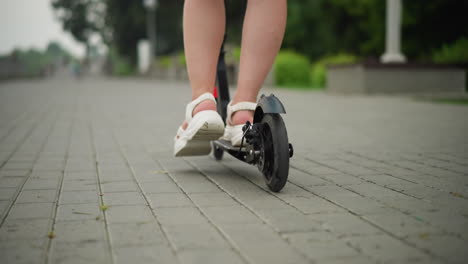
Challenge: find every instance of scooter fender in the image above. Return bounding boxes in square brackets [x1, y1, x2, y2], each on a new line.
[253, 94, 286, 123]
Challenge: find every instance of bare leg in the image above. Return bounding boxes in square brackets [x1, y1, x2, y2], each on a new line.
[231, 0, 287, 125]
[181, 0, 225, 129]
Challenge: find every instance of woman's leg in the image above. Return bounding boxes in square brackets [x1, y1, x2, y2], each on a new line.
[231, 0, 287, 125]
[181, 0, 225, 129]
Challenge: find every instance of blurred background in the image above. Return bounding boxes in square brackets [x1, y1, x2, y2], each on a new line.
[0, 0, 467, 91]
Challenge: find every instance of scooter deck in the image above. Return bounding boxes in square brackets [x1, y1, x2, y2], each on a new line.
[212, 139, 247, 153]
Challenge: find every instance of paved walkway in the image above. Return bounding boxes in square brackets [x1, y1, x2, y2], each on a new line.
[0, 78, 467, 264]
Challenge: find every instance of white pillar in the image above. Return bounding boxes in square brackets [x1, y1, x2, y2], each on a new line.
[144, 0, 157, 63]
[381, 0, 406, 63]
[138, 40, 151, 74]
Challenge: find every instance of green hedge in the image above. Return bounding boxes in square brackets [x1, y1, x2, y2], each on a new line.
[310, 54, 358, 89]
[274, 51, 311, 87]
[113, 57, 133, 76]
[109, 47, 133, 76]
[433, 38, 468, 64]
[158, 56, 171, 69]
[432, 38, 468, 91]
[232, 47, 241, 62]
[178, 52, 186, 66]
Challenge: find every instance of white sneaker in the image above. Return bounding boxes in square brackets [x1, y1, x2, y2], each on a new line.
[174, 93, 225, 157]
[221, 101, 257, 147]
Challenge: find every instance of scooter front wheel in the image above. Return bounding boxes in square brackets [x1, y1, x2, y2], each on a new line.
[258, 114, 289, 192]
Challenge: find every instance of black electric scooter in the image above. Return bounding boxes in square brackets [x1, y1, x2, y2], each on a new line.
[211, 36, 293, 192]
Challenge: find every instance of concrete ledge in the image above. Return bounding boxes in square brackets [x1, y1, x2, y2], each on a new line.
[327, 62, 467, 94]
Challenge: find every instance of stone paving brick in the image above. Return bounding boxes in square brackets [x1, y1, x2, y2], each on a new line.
[316, 256, 379, 264]
[65, 160, 96, 172]
[108, 222, 167, 247]
[0, 176, 24, 188]
[412, 210, 468, 240]
[0, 188, 17, 201]
[50, 241, 111, 264]
[284, 230, 337, 243]
[0, 245, 45, 264]
[175, 178, 222, 193]
[57, 203, 101, 221]
[239, 196, 292, 210]
[203, 205, 262, 225]
[360, 174, 421, 186]
[147, 193, 193, 208]
[0, 169, 30, 177]
[2, 162, 34, 170]
[259, 207, 321, 233]
[33, 161, 64, 171]
[99, 172, 134, 182]
[385, 183, 436, 199]
[54, 220, 106, 243]
[406, 234, 468, 264]
[279, 195, 347, 215]
[106, 205, 154, 224]
[9, 154, 37, 163]
[155, 207, 207, 226]
[164, 223, 230, 251]
[426, 193, 468, 212]
[221, 223, 309, 263]
[0, 218, 51, 240]
[346, 183, 410, 200]
[322, 194, 391, 216]
[430, 154, 468, 167]
[286, 167, 334, 187]
[0, 235, 48, 249]
[347, 235, 430, 263]
[134, 171, 174, 183]
[16, 189, 57, 203]
[189, 192, 238, 207]
[8, 202, 54, 219]
[100, 180, 139, 193]
[140, 181, 183, 194]
[0, 200, 9, 216]
[103, 191, 146, 205]
[319, 160, 378, 176]
[23, 178, 60, 190]
[30, 171, 62, 180]
[379, 197, 440, 214]
[185, 159, 274, 201]
[417, 166, 464, 179]
[319, 173, 365, 185]
[287, 233, 361, 261]
[178, 249, 245, 264]
[99, 168, 132, 177]
[59, 190, 100, 204]
[306, 185, 361, 201]
[310, 213, 383, 236]
[63, 171, 97, 181]
[292, 158, 342, 175]
[62, 178, 97, 192]
[113, 246, 177, 264]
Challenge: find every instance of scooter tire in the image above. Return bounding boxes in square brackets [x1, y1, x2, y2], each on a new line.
[259, 114, 289, 192]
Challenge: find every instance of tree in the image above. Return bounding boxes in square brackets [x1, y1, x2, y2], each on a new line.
[103, 0, 146, 65]
[282, 0, 467, 62]
[402, 0, 468, 60]
[52, 0, 96, 51]
[53, 0, 468, 68]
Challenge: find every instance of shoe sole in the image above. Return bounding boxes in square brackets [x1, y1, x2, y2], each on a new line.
[174, 111, 224, 157]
